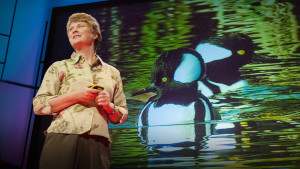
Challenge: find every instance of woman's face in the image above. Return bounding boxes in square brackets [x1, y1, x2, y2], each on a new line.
[67, 21, 97, 50]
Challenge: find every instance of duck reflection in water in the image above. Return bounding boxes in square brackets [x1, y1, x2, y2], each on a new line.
[132, 47, 221, 156]
[196, 33, 256, 97]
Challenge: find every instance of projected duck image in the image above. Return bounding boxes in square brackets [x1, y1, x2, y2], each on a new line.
[132, 47, 221, 154]
[133, 47, 221, 125]
[128, 31, 260, 168]
[196, 33, 255, 97]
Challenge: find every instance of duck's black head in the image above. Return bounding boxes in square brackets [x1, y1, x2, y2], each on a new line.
[132, 47, 206, 102]
[196, 32, 256, 67]
[220, 32, 255, 66]
[151, 47, 205, 98]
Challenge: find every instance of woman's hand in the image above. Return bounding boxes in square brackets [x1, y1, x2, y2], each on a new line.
[95, 89, 123, 123]
[96, 90, 113, 112]
[76, 84, 100, 103]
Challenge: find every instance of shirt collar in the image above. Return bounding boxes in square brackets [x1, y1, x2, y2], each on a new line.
[95, 55, 104, 67]
[68, 51, 103, 67]
[69, 52, 81, 65]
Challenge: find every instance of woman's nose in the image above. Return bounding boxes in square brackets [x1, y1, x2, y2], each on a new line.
[72, 29, 78, 34]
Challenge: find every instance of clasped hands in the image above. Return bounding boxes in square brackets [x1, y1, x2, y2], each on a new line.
[77, 84, 112, 112]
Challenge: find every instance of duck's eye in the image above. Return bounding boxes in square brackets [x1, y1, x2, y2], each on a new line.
[162, 77, 168, 82]
[237, 50, 245, 55]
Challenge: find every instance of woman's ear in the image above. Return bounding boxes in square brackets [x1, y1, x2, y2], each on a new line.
[93, 33, 98, 39]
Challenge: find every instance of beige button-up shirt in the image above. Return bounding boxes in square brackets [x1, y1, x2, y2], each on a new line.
[33, 52, 128, 141]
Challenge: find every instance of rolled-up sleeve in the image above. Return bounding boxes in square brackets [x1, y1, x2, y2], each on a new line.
[112, 69, 128, 124]
[33, 62, 61, 115]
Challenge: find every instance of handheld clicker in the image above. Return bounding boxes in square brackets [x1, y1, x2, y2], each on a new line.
[90, 84, 104, 90]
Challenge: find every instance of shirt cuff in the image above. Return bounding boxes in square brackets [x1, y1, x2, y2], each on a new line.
[116, 106, 128, 124]
[34, 95, 57, 115]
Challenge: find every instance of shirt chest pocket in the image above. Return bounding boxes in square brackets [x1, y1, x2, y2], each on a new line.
[59, 68, 94, 94]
